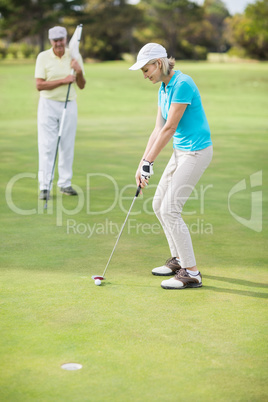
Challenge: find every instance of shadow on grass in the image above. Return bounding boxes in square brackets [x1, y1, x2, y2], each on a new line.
[99, 276, 268, 298]
[203, 285, 268, 299]
[203, 275, 268, 299]
[203, 274, 268, 289]
[101, 281, 158, 288]
[99, 282, 268, 298]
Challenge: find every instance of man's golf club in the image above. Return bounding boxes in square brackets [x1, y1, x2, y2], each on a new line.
[92, 185, 141, 283]
[44, 24, 83, 210]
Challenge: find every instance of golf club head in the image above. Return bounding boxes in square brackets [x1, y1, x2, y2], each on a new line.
[92, 275, 105, 281]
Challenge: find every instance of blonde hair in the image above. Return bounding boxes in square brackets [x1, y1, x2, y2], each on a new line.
[147, 57, 175, 76]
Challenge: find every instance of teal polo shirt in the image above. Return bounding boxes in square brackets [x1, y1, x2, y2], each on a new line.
[158, 70, 212, 151]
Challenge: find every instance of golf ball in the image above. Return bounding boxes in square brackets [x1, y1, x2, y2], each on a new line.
[95, 279, 101, 286]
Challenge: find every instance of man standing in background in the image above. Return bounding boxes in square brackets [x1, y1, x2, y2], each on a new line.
[35, 26, 86, 200]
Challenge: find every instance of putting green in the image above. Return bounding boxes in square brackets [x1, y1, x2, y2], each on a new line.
[0, 60, 267, 401]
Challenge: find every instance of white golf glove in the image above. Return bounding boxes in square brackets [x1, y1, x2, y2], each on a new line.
[141, 159, 154, 180]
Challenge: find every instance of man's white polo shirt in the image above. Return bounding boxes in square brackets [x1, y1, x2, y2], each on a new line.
[35, 47, 84, 102]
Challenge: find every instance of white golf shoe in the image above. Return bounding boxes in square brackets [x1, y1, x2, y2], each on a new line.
[161, 269, 202, 289]
[152, 257, 181, 276]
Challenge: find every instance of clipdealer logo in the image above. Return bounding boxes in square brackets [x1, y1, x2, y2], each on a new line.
[228, 170, 262, 232]
[5, 173, 214, 229]
[66, 217, 213, 238]
[6, 171, 263, 234]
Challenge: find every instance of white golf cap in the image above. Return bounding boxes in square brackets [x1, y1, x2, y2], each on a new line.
[129, 43, 167, 70]
[48, 26, 67, 40]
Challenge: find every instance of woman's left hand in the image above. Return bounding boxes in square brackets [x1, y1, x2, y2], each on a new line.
[135, 168, 148, 191]
[141, 160, 154, 180]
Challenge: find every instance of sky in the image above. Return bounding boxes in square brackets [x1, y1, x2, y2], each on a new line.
[127, 0, 257, 15]
[191, 0, 257, 15]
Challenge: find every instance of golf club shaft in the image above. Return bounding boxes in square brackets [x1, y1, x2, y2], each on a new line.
[102, 186, 141, 277]
[44, 136, 61, 209]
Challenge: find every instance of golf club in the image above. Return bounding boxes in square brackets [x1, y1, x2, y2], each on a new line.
[92, 185, 141, 283]
[44, 24, 83, 210]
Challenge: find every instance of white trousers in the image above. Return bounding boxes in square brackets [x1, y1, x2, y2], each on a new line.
[37, 97, 77, 190]
[153, 146, 213, 268]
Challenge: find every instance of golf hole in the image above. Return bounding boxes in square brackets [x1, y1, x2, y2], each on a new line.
[61, 363, 82, 371]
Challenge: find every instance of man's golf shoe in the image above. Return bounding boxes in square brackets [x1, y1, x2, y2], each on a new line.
[60, 186, 78, 196]
[39, 190, 50, 200]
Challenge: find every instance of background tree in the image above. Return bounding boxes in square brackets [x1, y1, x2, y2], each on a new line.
[81, 0, 144, 60]
[203, 0, 230, 52]
[0, 0, 267, 61]
[0, 0, 85, 51]
[138, 0, 207, 60]
[224, 0, 268, 60]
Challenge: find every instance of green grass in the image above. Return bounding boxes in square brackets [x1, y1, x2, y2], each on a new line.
[0, 60, 268, 402]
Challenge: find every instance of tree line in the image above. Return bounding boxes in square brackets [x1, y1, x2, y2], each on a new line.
[0, 0, 267, 61]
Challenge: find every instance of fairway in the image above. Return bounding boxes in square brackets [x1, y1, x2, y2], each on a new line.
[0, 60, 268, 401]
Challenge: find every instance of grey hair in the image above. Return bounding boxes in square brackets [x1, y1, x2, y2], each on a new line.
[147, 57, 175, 76]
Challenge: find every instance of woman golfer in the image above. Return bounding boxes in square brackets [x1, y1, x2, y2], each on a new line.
[129, 43, 213, 290]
